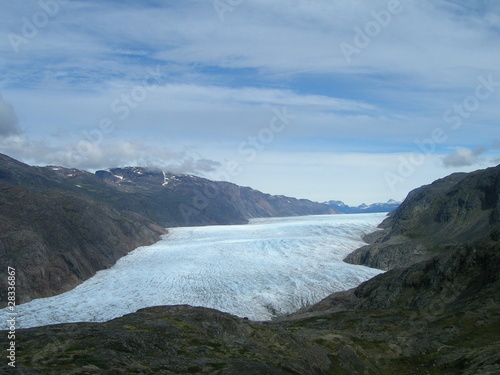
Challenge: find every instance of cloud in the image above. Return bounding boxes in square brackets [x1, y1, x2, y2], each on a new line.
[2, 82, 382, 148]
[203, 150, 473, 205]
[0, 136, 221, 175]
[0, 95, 21, 137]
[442, 146, 486, 168]
[2, 0, 499, 90]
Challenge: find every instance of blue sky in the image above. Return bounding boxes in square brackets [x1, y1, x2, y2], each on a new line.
[0, 0, 499, 204]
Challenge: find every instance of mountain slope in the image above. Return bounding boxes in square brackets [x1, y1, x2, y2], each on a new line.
[0, 184, 167, 307]
[7, 305, 331, 375]
[93, 167, 340, 226]
[282, 239, 500, 374]
[0, 153, 339, 228]
[344, 165, 500, 270]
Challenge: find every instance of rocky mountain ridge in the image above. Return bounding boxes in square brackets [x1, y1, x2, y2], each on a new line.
[344, 165, 500, 270]
[0, 175, 167, 307]
[94, 166, 340, 226]
[281, 238, 500, 374]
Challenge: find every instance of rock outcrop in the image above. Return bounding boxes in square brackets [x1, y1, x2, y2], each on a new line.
[344, 165, 500, 270]
[281, 239, 500, 374]
[6, 305, 331, 375]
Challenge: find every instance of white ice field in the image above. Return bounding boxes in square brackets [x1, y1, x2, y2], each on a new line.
[5, 213, 387, 328]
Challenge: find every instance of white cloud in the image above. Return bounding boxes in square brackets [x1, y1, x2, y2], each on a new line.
[0, 95, 21, 137]
[2, 0, 499, 87]
[3, 83, 380, 145]
[442, 146, 486, 168]
[0, 135, 221, 174]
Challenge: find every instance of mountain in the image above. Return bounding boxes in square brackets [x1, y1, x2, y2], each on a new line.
[3, 164, 499, 375]
[325, 199, 401, 214]
[344, 165, 500, 270]
[93, 166, 340, 226]
[0, 153, 338, 306]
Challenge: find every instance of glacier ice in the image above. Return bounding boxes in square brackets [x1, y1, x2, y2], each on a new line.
[4, 213, 386, 328]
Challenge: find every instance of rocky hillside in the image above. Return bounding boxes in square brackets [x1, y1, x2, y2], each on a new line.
[0, 154, 338, 227]
[344, 165, 500, 270]
[0, 184, 167, 308]
[282, 238, 500, 375]
[93, 168, 339, 227]
[0, 153, 338, 306]
[7, 305, 331, 375]
[93, 167, 339, 226]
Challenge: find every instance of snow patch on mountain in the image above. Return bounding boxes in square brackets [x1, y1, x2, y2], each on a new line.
[325, 200, 401, 214]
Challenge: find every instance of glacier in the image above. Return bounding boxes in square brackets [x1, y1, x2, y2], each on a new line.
[5, 213, 386, 328]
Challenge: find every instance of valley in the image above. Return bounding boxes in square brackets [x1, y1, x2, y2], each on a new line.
[7, 213, 385, 328]
[1, 157, 499, 375]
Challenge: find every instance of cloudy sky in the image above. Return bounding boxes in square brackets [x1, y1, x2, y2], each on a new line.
[0, 0, 499, 205]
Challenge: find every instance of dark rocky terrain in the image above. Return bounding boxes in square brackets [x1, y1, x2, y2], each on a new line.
[345, 165, 500, 270]
[0, 185, 167, 305]
[6, 305, 331, 375]
[0, 153, 338, 306]
[2, 164, 499, 374]
[94, 167, 339, 227]
[283, 239, 500, 374]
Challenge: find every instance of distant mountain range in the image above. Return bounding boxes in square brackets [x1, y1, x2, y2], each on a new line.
[324, 199, 401, 213]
